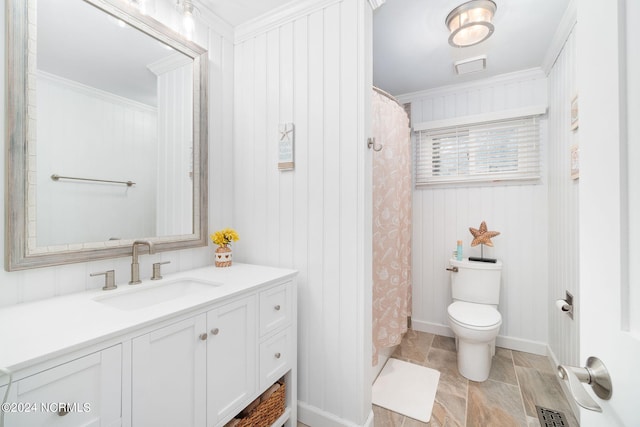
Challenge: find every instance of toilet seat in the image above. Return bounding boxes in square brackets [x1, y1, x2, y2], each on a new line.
[448, 301, 501, 329]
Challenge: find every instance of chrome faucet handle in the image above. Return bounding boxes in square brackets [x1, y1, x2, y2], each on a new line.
[151, 261, 171, 280]
[91, 270, 116, 291]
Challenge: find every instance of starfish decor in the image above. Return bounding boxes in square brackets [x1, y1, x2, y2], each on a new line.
[468, 221, 500, 263]
[469, 221, 500, 247]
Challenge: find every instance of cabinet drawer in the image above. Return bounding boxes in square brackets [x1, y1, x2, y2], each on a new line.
[259, 328, 292, 390]
[4, 345, 122, 427]
[259, 282, 292, 336]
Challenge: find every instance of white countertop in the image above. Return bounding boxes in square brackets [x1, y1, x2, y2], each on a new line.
[0, 263, 297, 373]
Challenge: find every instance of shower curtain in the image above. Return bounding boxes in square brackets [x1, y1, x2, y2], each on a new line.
[371, 87, 412, 366]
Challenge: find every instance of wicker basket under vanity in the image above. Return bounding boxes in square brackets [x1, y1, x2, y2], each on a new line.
[229, 380, 285, 427]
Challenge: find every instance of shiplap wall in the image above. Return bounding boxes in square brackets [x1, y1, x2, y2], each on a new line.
[399, 70, 550, 353]
[232, 1, 373, 425]
[36, 73, 158, 245]
[0, 3, 234, 306]
[547, 29, 579, 368]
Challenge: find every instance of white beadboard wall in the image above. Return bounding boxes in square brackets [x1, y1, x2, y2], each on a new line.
[232, 1, 373, 425]
[399, 70, 550, 353]
[547, 29, 579, 367]
[0, 3, 235, 306]
[36, 73, 157, 245]
[155, 63, 194, 237]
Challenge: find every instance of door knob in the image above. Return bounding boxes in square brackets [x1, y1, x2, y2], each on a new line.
[557, 357, 612, 412]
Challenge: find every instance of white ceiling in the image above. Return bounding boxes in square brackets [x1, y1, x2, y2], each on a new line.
[39, 0, 177, 106]
[372, 0, 570, 96]
[204, 0, 570, 97]
[40, 0, 571, 105]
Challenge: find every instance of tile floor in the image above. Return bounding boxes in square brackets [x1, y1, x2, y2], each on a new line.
[298, 330, 579, 427]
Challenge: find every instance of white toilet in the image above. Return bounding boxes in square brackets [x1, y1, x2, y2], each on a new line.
[447, 258, 503, 382]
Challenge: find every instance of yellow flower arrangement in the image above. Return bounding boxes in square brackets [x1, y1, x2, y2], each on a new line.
[210, 228, 240, 247]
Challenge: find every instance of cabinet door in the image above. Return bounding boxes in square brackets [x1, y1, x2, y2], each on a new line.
[4, 345, 121, 427]
[207, 295, 256, 426]
[132, 315, 207, 427]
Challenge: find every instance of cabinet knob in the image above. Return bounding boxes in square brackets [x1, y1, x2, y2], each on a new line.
[274, 352, 281, 359]
[274, 304, 281, 311]
[210, 328, 219, 335]
[57, 404, 70, 416]
[199, 333, 208, 341]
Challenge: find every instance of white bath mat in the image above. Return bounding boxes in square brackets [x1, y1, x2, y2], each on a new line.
[372, 358, 440, 423]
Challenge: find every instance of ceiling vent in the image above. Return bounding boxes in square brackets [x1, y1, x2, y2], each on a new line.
[454, 55, 487, 75]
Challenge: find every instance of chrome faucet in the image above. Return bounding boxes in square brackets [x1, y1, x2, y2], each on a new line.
[129, 240, 155, 285]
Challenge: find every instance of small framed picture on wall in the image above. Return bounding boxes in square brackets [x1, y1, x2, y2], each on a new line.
[278, 123, 295, 170]
[570, 94, 579, 131]
[570, 144, 579, 180]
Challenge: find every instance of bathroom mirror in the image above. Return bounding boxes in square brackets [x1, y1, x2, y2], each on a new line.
[5, 0, 209, 270]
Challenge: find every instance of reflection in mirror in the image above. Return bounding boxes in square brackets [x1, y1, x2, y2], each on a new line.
[36, 0, 193, 246]
[5, 0, 208, 270]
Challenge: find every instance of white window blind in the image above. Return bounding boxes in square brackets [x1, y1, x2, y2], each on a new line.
[415, 116, 541, 186]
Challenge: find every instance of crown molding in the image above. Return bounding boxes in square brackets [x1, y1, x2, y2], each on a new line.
[38, 70, 157, 112]
[192, 0, 235, 41]
[147, 52, 192, 75]
[234, 0, 342, 44]
[368, 0, 386, 10]
[541, 0, 577, 74]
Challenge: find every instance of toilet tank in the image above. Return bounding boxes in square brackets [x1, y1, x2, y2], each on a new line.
[449, 258, 502, 305]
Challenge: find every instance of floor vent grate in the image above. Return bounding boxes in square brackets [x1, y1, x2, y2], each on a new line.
[536, 405, 569, 427]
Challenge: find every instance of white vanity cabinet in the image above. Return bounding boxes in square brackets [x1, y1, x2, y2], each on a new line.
[206, 295, 257, 426]
[131, 295, 257, 427]
[0, 265, 297, 427]
[131, 315, 208, 426]
[258, 281, 294, 391]
[2, 345, 122, 427]
[129, 281, 296, 427]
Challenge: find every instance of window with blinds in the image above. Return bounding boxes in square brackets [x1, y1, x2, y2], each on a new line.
[415, 116, 541, 186]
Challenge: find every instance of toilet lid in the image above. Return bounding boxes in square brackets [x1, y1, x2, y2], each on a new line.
[448, 301, 501, 328]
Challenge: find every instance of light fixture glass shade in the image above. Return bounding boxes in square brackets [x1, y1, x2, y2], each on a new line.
[183, 9, 195, 36]
[446, 0, 496, 47]
[177, 0, 197, 40]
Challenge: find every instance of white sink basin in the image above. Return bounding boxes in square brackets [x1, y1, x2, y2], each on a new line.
[93, 278, 222, 311]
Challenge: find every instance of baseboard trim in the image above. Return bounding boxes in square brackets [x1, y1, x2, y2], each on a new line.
[298, 401, 374, 427]
[411, 319, 454, 338]
[411, 319, 547, 355]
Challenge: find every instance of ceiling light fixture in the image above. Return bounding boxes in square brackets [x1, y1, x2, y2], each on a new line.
[445, 0, 497, 48]
[129, 0, 148, 15]
[176, 0, 198, 40]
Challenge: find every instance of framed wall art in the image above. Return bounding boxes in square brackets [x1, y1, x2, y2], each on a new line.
[570, 94, 579, 131]
[278, 123, 295, 170]
[570, 144, 579, 180]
